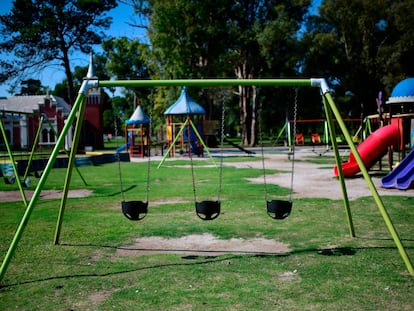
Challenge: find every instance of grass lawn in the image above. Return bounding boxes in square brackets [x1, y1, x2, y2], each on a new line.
[0, 155, 413, 310]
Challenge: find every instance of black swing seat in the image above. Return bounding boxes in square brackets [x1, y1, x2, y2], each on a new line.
[122, 201, 148, 221]
[195, 200, 221, 221]
[266, 200, 292, 220]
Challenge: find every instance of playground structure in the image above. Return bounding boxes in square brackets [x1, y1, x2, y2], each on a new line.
[1, 76, 413, 283]
[334, 123, 400, 177]
[381, 148, 414, 189]
[163, 87, 207, 158]
[121, 104, 151, 158]
[333, 80, 414, 179]
[274, 118, 363, 152]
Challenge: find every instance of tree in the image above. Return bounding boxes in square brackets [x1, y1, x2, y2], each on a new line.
[101, 37, 154, 128]
[131, 0, 311, 146]
[301, 0, 414, 117]
[0, 0, 117, 105]
[15, 79, 44, 95]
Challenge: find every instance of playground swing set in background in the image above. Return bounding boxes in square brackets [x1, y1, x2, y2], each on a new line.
[0, 76, 413, 283]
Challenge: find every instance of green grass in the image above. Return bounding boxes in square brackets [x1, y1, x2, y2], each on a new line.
[1, 156, 413, 310]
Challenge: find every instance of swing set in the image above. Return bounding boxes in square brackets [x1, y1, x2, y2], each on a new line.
[0, 113, 87, 206]
[1, 77, 413, 283]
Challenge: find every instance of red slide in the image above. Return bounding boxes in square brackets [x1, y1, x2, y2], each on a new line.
[334, 124, 400, 177]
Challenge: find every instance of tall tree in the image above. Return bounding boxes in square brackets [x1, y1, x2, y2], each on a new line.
[0, 0, 117, 105]
[132, 0, 310, 145]
[301, 0, 414, 117]
[101, 37, 153, 125]
[15, 79, 44, 95]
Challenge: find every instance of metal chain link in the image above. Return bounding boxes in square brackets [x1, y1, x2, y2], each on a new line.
[189, 116, 197, 203]
[145, 92, 153, 203]
[218, 89, 226, 201]
[289, 88, 299, 201]
[113, 90, 126, 202]
[258, 89, 269, 202]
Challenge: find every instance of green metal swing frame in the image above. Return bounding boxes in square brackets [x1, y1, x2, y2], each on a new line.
[1, 77, 413, 283]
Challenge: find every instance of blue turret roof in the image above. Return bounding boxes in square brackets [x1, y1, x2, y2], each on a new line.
[387, 78, 414, 104]
[164, 87, 205, 115]
[125, 105, 151, 124]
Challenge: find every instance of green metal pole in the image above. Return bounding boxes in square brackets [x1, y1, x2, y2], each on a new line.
[99, 78, 312, 88]
[324, 120, 330, 148]
[54, 95, 87, 245]
[157, 118, 189, 169]
[0, 91, 86, 282]
[274, 122, 287, 144]
[188, 119, 217, 166]
[46, 118, 88, 186]
[322, 95, 355, 237]
[324, 92, 414, 275]
[0, 119, 28, 207]
[23, 115, 44, 181]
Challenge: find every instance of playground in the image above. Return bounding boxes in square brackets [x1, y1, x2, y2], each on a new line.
[1, 77, 413, 309]
[0, 147, 413, 309]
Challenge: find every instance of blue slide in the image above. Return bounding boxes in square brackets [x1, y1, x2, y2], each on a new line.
[115, 141, 130, 153]
[381, 149, 414, 190]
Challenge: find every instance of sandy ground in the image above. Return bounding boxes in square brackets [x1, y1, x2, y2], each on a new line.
[2, 147, 412, 256]
[0, 189, 92, 202]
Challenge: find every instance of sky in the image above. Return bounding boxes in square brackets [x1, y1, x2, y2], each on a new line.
[0, 1, 145, 97]
[0, 0, 321, 97]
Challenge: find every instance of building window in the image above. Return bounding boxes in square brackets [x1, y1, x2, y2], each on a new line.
[42, 128, 48, 143]
[40, 126, 57, 146]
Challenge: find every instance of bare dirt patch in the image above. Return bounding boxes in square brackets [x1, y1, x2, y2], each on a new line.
[223, 150, 413, 200]
[116, 233, 290, 257]
[0, 189, 92, 202]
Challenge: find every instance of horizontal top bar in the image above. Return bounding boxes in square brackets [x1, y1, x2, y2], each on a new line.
[98, 78, 314, 88]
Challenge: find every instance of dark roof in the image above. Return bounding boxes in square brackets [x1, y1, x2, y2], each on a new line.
[164, 87, 205, 115]
[0, 95, 71, 115]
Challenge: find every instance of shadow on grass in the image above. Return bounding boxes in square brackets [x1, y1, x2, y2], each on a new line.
[4, 241, 412, 289]
[106, 184, 137, 197]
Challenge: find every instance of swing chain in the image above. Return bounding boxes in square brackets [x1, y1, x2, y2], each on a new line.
[145, 91, 154, 203]
[189, 117, 198, 204]
[258, 89, 269, 202]
[289, 88, 299, 201]
[218, 89, 226, 201]
[190, 89, 226, 204]
[112, 89, 126, 202]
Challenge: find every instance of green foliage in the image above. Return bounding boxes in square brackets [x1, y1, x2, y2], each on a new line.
[13, 79, 44, 96]
[302, 0, 414, 116]
[0, 0, 117, 102]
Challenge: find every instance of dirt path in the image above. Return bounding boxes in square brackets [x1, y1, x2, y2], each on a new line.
[0, 189, 92, 202]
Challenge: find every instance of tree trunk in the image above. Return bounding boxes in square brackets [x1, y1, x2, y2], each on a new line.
[62, 50, 75, 106]
[250, 85, 257, 146]
[235, 62, 255, 146]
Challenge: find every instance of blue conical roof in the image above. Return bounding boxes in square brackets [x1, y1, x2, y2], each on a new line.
[164, 87, 205, 115]
[387, 78, 414, 104]
[125, 105, 151, 124]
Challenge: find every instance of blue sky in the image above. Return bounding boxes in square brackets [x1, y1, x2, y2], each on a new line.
[0, 0, 321, 97]
[0, 1, 144, 96]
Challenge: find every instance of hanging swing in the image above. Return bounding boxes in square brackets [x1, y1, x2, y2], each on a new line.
[115, 92, 152, 221]
[190, 91, 226, 221]
[260, 88, 298, 220]
[118, 154, 150, 221]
